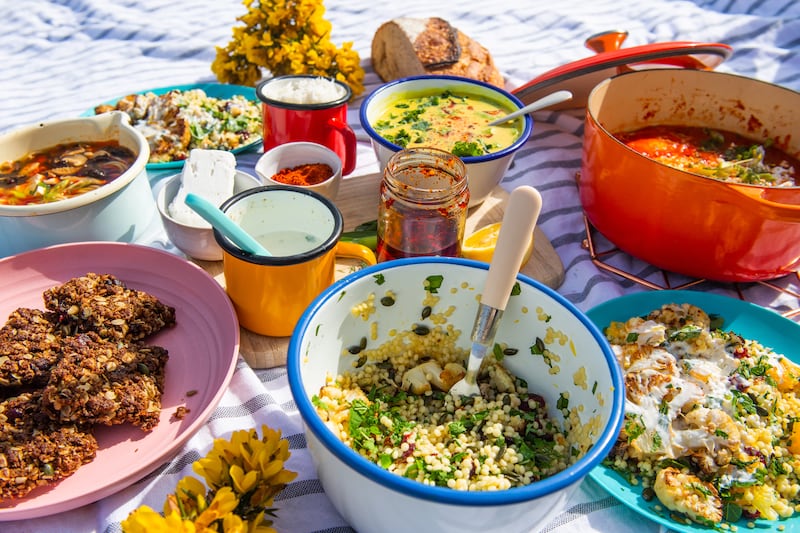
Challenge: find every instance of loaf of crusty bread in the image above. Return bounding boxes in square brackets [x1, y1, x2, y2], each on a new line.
[371, 17, 504, 88]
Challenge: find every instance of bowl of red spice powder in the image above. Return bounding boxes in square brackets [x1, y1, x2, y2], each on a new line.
[255, 141, 343, 201]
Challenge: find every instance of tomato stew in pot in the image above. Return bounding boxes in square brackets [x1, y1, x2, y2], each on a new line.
[616, 125, 798, 187]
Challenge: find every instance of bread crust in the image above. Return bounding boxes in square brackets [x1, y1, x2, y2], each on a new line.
[414, 17, 460, 68]
[372, 17, 504, 88]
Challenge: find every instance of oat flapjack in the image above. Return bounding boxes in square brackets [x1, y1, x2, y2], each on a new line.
[43, 272, 176, 342]
[0, 273, 176, 501]
[0, 391, 98, 499]
[0, 308, 63, 390]
[41, 332, 169, 432]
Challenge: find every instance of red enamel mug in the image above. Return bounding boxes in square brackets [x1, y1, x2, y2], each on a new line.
[256, 75, 357, 176]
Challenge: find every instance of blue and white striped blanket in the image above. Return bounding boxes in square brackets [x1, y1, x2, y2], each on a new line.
[1, 1, 798, 531]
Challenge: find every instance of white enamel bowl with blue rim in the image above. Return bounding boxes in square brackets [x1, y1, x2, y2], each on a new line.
[0, 111, 154, 258]
[288, 257, 624, 533]
[359, 75, 534, 208]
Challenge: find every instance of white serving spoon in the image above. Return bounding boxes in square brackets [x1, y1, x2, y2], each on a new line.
[449, 185, 543, 397]
[487, 90, 573, 126]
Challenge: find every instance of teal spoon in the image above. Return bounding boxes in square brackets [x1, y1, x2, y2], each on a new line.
[184, 193, 272, 256]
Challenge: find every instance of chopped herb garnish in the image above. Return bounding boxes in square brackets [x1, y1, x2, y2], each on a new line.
[556, 393, 569, 410]
[424, 275, 444, 293]
[493, 343, 505, 361]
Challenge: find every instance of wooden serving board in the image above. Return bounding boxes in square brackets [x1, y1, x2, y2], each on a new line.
[193, 173, 565, 369]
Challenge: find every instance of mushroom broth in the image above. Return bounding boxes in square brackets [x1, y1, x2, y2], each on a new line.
[0, 141, 136, 205]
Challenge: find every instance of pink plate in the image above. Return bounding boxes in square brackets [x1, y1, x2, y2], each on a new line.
[0, 242, 240, 520]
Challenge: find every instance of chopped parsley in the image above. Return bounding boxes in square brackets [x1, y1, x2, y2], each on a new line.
[424, 275, 444, 293]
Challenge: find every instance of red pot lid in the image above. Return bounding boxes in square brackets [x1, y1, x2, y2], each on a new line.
[512, 30, 733, 110]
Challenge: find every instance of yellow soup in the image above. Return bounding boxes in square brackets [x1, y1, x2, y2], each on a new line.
[372, 90, 523, 157]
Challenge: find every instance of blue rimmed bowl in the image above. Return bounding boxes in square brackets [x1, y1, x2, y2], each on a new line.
[287, 257, 624, 533]
[359, 75, 533, 207]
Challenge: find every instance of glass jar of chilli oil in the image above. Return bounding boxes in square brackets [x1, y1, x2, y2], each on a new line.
[376, 148, 469, 262]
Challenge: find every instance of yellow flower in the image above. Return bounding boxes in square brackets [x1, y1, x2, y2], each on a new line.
[194, 487, 240, 530]
[230, 464, 259, 493]
[122, 506, 199, 533]
[211, 0, 365, 96]
[122, 425, 296, 533]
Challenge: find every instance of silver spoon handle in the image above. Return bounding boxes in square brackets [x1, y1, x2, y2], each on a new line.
[487, 90, 572, 126]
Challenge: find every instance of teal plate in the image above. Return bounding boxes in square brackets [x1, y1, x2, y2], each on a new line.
[82, 83, 262, 171]
[586, 289, 800, 532]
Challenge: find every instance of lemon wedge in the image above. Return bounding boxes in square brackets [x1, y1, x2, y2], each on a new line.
[461, 222, 535, 266]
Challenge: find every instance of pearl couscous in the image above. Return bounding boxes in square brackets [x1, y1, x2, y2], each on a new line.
[312, 287, 582, 491]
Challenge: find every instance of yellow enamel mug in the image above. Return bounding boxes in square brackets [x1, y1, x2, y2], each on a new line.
[215, 185, 376, 337]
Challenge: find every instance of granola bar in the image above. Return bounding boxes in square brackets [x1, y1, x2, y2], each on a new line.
[0, 308, 63, 389]
[43, 273, 176, 342]
[0, 391, 98, 499]
[41, 332, 169, 432]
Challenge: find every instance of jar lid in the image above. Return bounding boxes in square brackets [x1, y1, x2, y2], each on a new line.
[511, 30, 732, 110]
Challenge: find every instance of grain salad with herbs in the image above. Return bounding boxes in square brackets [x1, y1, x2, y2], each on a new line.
[312, 276, 589, 491]
[603, 302, 800, 528]
[95, 88, 261, 164]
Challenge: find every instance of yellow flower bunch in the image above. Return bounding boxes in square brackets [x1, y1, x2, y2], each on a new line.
[121, 425, 297, 533]
[212, 0, 365, 96]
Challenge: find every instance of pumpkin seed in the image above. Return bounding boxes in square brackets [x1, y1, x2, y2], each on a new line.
[412, 324, 430, 336]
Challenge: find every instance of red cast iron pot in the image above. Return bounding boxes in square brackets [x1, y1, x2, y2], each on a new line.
[578, 69, 800, 282]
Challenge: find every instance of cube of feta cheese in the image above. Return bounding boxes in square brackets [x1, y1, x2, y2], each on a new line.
[168, 149, 236, 227]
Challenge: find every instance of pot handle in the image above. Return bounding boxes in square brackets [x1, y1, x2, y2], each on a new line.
[729, 184, 800, 221]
